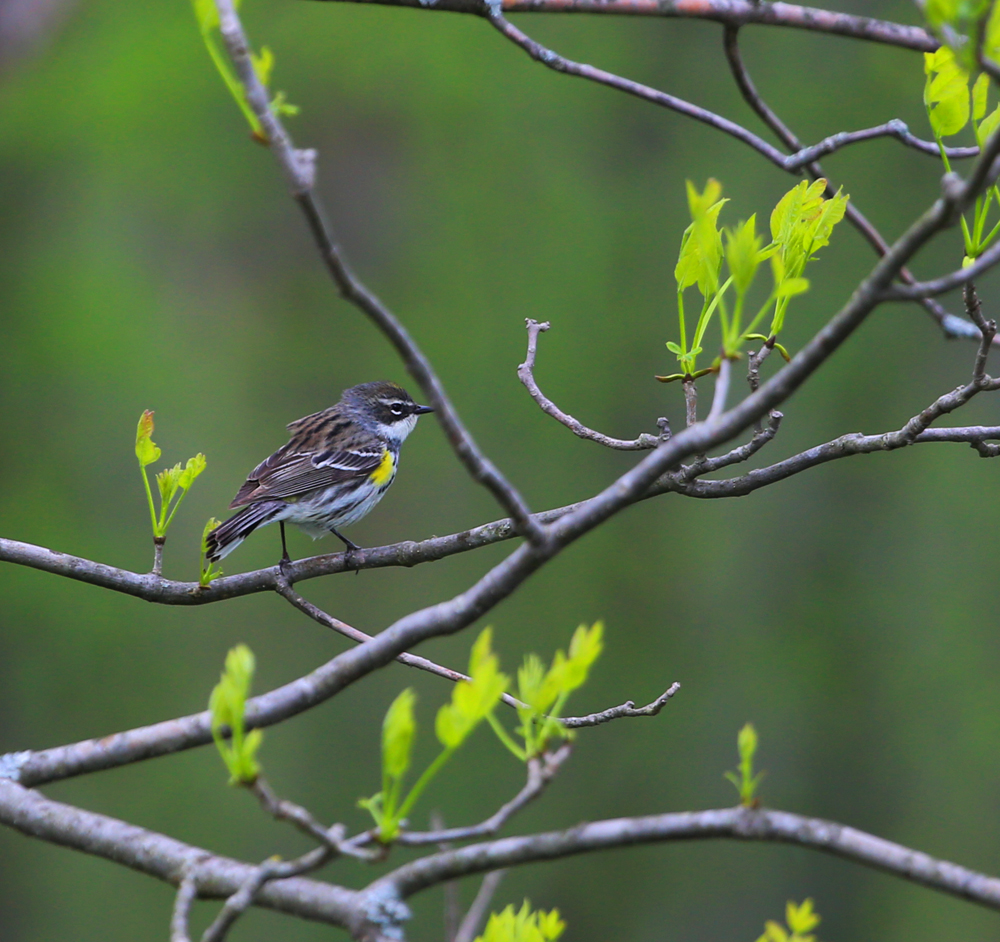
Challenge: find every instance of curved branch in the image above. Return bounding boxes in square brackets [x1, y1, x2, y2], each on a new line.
[311, 0, 938, 52]
[367, 805, 1000, 911]
[517, 319, 668, 450]
[881, 236, 1000, 300]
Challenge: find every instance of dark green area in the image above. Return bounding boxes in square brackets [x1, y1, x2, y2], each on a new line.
[1, 1, 999, 939]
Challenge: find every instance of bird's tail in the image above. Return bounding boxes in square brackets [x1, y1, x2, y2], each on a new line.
[205, 501, 284, 562]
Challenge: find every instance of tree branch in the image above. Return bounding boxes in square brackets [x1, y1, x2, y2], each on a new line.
[720, 24, 989, 343]
[0, 778, 361, 930]
[517, 319, 668, 450]
[452, 869, 506, 942]
[212, 0, 545, 546]
[310, 0, 938, 52]
[367, 806, 1000, 911]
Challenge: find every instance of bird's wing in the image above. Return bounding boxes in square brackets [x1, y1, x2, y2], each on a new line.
[229, 447, 385, 507]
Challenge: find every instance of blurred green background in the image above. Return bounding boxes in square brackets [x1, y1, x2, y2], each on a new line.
[1, 0, 999, 938]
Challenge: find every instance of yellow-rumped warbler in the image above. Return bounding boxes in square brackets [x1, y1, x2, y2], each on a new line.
[205, 381, 433, 563]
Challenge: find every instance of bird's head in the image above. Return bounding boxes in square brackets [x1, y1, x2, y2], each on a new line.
[342, 381, 434, 443]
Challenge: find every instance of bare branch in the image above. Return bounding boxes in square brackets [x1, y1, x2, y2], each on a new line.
[201, 847, 333, 942]
[368, 806, 1000, 911]
[393, 745, 572, 846]
[453, 870, 506, 942]
[171, 860, 201, 942]
[211, 0, 545, 546]
[486, 12, 956, 178]
[273, 575, 531, 711]
[517, 319, 667, 450]
[880, 236, 1000, 300]
[310, 0, 938, 52]
[0, 778, 361, 930]
[561, 682, 680, 728]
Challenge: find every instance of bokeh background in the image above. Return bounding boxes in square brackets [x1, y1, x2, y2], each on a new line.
[1, 0, 999, 938]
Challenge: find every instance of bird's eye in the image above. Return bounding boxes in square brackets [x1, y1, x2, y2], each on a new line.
[390, 404, 405, 416]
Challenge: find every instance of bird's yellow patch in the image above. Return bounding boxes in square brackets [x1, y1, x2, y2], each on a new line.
[370, 449, 395, 486]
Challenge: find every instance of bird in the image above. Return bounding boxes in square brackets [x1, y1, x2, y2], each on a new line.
[205, 381, 433, 564]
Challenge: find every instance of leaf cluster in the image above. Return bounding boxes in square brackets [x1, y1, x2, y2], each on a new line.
[475, 901, 565, 942]
[659, 179, 847, 383]
[191, 0, 298, 143]
[724, 722, 764, 806]
[199, 517, 224, 586]
[924, 47, 1000, 263]
[209, 644, 263, 785]
[755, 899, 821, 942]
[491, 622, 604, 761]
[135, 411, 206, 541]
[360, 629, 508, 842]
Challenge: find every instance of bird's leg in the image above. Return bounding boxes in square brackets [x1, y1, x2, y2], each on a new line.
[279, 522, 292, 566]
[330, 526, 361, 574]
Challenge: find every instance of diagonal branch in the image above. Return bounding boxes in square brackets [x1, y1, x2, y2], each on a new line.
[211, 0, 545, 546]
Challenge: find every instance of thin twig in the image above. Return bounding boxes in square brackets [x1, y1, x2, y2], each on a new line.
[201, 849, 331, 942]
[964, 282, 996, 381]
[212, 0, 545, 546]
[707, 359, 731, 421]
[517, 319, 666, 450]
[683, 379, 698, 427]
[392, 745, 573, 846]
[171, 860, 201, 942]
[561, 682, 680, 728]
[453, 870, 507, 942]
[485, 12, 961, 180]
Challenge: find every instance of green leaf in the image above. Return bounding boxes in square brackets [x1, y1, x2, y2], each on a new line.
[435, 628, 508, 749]
[924, 46, 970, 137]
[475, 901, 565, 942]
[737, 722, 758, 764]
[756, 920, 790, 942]
[786, 899, 820, 936]
[135, 411, 161, 467]
[776, 277, 810, 298]
[156, 463, 182, 505]
[665, 340, 683, 355]
[382, 688, 416, 782]
[209, 644, 261, 784]
[675, 179, 728, 297]
[974, 72, 990, 120]
[725, 214, 764, 296]
[980, 102, 1000, 143]
[178, 453, 207, 490]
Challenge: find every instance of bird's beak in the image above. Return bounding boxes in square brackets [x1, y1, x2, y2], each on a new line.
[414, 404, 435, 415]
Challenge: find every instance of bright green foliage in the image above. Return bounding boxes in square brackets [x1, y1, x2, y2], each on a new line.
[199, 518, 224, 587]
[191, 0, 298, 142]
[436, 629, 509, 748]
[660, 178, 846, 382]
[767, 179, 848, 338]
[724, 722, 764, 806]
[922, 1, 1000, 70]
[135, 412, 206, 541]
[920, 47, 1000, 263]
[209, 644, 262, 785]
[755, 899, 821, 942]
[491, 622, 603, 761]
[361, 630, 508, 841]
[924, 46, 970, 138]
[475, 901, 565, 942]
